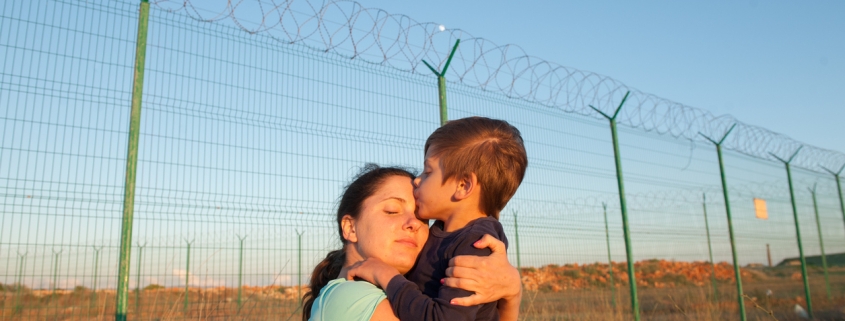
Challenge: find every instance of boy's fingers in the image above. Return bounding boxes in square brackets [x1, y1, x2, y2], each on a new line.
[345, 261, 364, 280]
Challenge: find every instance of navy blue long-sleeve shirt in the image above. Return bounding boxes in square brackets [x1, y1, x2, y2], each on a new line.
[385, 217, 508, 321]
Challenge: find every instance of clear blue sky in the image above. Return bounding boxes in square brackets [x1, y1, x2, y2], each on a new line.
[357, 0, 845, 155]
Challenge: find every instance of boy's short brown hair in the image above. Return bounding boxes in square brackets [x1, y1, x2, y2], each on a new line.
[424, 116, 527, 219]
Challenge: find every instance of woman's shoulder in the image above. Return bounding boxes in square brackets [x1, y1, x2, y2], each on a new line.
[310, 279, 387, 321]
[322, 278, 383, 295]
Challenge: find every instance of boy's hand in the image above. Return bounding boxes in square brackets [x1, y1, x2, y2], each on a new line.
[346, 257, 401, 289]
[443, 234, 522, 306]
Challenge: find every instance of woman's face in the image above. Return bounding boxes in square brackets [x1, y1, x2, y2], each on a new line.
[343, 175, 429, 274]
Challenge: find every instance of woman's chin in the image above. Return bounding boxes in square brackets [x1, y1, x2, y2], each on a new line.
[391, 258, 417, 275]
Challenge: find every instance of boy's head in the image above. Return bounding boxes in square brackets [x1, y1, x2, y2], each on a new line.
[415, 116, 527, 219]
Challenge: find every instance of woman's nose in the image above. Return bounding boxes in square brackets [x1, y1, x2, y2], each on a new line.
[404, 213, 422, 231]
[412, 176, 421, 187]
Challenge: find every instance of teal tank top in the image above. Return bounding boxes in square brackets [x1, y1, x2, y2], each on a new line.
[309, 278, 388, 321]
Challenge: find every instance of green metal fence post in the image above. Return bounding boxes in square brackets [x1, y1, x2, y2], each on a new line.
[602, 203, 617, 309]
[52, 249, 62, 296]
[421, 40, 460, 126]
[588, 91, 639, 321]
[699, 124, 746, 321]
[52, 249, 62, 320]
[770, 147, 813, 319]
[513, 211, 522, 275]
[237, 235, 247, 310]
[92, 246, 103, 313]
[184, 239, 194, 314]
[296, 230, 304, 305]
[116, 1, 150, 320]
[14, 251, 27, 315]
[809, 184, 832, 300]
[821, 165, 845, 243]
[702, 194, 719, 301]
[135, 243, 146, 314]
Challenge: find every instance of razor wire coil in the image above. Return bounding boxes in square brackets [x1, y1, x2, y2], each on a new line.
[148, 0, 845, 171]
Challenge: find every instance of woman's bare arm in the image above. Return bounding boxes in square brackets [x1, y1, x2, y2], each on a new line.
[370, 299, 400, 321]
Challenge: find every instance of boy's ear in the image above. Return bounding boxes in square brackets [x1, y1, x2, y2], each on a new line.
[340, 214, 358, 243]
[453, 173, 479, 201]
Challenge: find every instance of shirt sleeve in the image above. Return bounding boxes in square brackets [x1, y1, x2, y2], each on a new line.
[385, 231, 498, 321]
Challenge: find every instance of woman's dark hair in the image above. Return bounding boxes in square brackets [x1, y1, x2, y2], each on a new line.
[302, 164, 415, 320]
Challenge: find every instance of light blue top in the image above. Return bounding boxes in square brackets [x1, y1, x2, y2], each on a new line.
[309, 278, 387, 321]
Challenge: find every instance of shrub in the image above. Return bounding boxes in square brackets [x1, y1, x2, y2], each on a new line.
[144, 284, 164, 291]
[561, 269, 581, 279]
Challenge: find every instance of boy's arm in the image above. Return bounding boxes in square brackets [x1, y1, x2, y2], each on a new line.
[443, 234, 522, 321]
[384, 275, 483, 321]
[348, 235, 493, 321]
[345, 257, 401, 290]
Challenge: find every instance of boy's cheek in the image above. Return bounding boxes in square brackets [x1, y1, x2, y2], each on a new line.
[415, 208, 436, 220]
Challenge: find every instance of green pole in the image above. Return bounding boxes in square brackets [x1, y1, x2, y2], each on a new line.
[437, 77, 448, 126]
[14, 252, 27, 315]
[421, 40, 460, 126]
[135, 243, 145, 314]
[297, 230, 304, 305]
[770, 147, 813, 319]
[52, 249, 62, 296]
[699, 124, 746, 321]
[702, 194, 719, 301]
[589, 91, 639, 321]
[116, 1, 150, 320]
[809, 185, 832, 300]
[513, 211, 522, 275]
[821, 165, 845, 245]
[184, 240, 194, 314]
[237, 235, 247, 310]
[92, 247, 103, 313]
[602, 203, 616, 309]
[53, 249, 61, 321]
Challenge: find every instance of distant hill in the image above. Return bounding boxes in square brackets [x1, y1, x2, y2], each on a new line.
[520, 260, 761, 292]
[777, 252, 845, 267]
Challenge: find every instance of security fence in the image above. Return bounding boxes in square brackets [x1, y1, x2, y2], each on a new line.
[1, 0, 844, 320]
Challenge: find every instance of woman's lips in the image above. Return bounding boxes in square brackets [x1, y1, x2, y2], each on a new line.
[396, 238, 418, 248]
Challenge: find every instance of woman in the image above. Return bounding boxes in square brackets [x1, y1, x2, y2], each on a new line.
[303, 164, 521, 321]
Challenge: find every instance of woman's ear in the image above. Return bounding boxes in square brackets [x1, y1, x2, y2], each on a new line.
[340, 214, 358, 243]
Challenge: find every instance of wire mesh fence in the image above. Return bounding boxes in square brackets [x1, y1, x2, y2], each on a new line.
[2, 0, 845, 320]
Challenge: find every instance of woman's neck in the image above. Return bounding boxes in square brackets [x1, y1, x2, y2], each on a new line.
[338, 246, 362, 280]
[337, 266, 351, 280]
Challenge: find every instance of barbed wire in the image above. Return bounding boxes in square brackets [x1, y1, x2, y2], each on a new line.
[149, 0, 845, 171]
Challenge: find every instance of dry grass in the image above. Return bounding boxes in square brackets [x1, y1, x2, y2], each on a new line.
[0, 285, 305, 320]
[3, 262, 845, 320]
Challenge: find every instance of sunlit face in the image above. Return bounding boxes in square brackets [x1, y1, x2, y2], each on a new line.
[413, 150, 458, 221]
[344, 175, 429, 274]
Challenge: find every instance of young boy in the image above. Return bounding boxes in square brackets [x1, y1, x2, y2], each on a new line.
[348, 116, 528, 321]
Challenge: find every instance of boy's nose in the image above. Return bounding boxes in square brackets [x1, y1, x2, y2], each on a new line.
[412, 176, 421, 187]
